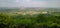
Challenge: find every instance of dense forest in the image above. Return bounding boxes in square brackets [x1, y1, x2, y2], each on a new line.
[0, 8, 60, 28]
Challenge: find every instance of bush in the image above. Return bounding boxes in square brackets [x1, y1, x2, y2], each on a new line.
[0, 13, 60, 28]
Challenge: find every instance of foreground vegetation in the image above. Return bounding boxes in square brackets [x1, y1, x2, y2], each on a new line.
[0, 12, 60, 28]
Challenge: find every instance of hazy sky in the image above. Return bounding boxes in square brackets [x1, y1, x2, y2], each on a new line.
[0, 0, 60, 8]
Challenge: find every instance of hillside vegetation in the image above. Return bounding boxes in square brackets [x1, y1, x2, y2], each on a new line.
[0, 12, 60, 28]
[0, 8, 60, 28]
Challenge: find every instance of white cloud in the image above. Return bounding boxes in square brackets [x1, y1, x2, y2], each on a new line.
[26, 0, 31, 2]
[20, 1, 47, 7]
[16, 0, 19, 2]
[22, 0, 31, 2]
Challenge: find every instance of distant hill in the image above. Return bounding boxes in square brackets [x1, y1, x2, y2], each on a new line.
[0, 7, 60, 13]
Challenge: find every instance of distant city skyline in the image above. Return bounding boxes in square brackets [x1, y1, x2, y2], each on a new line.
[0, 0, 60, 8]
